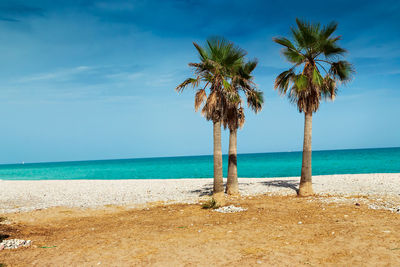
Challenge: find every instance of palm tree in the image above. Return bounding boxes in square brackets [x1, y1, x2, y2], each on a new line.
[224, 60, 263, 195]
[273, 19, 354, 196]
[176, 37, 246, 197]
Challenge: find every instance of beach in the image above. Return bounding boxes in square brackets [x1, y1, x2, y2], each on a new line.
[1, 173, 400, 266]
[1, 173, 400, 213]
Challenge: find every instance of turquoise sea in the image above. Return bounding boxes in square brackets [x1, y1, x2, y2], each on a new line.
[0, 147, 399, 180]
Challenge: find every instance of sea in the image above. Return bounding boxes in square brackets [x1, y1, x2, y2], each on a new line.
[0, 147, 399, 180]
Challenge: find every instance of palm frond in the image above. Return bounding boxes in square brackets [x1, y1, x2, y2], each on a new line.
[282, 48, 305, 64]
[273, 19, 354, 113]
[246, 90, 264, 113]
[321, 75, 337, 100]
[329, 60, 354, 83]
[175, 77, 199, 92]
[295, 18, 319, 52]
[244, 59, 258, 73]
[294, 74, 308, 91]
[273, 37, 296, 50]
[312, 67, 323, 87]
[238, 107, 245, 129]
[193, 42, 208, 61]
[274, 68, 296, 95]
[321, 21, 338, 39]
[194, 89, 207, 111]
[319, 40, 347, 58]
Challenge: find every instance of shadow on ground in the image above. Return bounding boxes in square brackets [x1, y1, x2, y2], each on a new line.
[0, 234, 10, 242]
[189, 179, 299, 196]
[189, 183, 214, 197]
[259, 180, 299, 193]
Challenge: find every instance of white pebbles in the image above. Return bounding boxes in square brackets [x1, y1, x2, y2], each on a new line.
[0, 173, 399, 213]
[0, 239, 31, 250]
[213, 205, 247, 213]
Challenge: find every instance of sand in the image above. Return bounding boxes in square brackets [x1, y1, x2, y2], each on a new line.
[1, 173, 400, 266]
[1, 195, 400, 266]
[1, 173, 400, 213]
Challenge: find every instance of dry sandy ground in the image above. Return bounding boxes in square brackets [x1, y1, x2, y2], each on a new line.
[1, 194, 400, 266]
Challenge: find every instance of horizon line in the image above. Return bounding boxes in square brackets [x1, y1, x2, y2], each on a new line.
[0, 146, 398, 167]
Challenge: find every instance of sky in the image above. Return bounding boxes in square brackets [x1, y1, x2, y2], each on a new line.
[0, 0, 399, 164]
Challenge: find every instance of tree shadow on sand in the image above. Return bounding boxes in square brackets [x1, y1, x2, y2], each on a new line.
[258, 180, 299, 194]
[0, 234, 10, 242]
[188, 180, 299, 197]
[188, 180, 298, 197]
[189, 183, 214, 197]
[188, 182, 252, 197]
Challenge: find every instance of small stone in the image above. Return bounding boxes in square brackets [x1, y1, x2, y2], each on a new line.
[0, 244, 4, 250]
[0, 239, 32, 250]
[355, 203, 361, 206]
[298, 221, 302, 225]
[332, 231, 335, 235]
[213, 205, 247, 213]
[257, 260, 262, 264]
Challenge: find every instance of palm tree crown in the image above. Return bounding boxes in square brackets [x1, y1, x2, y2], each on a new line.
[175, 37, 249, 197]
[274, 18, 354, 113]
[176, 37, 246, 121]
[223, 59, 263, 131]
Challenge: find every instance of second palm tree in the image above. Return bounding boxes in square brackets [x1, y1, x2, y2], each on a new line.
[176, 37, 245, 198]
[224, 60, 263, 195]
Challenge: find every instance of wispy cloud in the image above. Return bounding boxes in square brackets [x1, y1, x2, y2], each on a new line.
[17, 66, 92, 82]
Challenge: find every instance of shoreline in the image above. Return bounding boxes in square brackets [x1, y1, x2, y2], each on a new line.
[1, 173, 399, 213]
[1, 170, 400, 181]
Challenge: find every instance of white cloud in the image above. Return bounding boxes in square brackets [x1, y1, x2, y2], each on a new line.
[17, 66, 92, 82]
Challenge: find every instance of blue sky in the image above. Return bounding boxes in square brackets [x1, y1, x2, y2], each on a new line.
[0, 0, 399, 164]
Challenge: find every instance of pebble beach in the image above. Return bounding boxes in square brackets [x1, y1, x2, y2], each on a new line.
[1, 173, 399, 213]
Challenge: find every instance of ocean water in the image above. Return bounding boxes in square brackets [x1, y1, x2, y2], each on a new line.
[0, 147, 399, 180]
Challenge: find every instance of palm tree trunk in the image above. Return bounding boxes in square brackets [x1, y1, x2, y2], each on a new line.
[299, 112, 314, 196]
[213, 120, 224, 196]
[226, 128, 239, 195]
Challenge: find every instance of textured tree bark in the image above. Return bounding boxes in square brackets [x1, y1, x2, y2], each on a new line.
[299, 112, 314, 196]
[213, 120, 224, 196]
[226, 128, 239, 195]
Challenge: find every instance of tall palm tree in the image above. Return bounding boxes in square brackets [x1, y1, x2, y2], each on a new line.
[176, 37, 246, 197]
[224, 60, 263, 195]
[274, 19, 354, 196]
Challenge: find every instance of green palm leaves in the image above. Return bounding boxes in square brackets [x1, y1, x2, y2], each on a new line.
[176, 37, 263, 196]
[274, 18, 354, 113]
[176, 37, 263, 125]
[274, 19, 354, 196]
[175, 20, 353, 197]
[225, 58, 263, 130]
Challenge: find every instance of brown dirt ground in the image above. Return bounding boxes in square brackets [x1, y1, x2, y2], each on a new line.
[1, 195, 400, 266]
